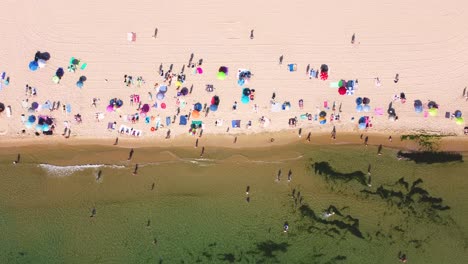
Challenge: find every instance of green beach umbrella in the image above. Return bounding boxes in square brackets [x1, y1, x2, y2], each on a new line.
[429, 108, 438, 116]
[455, 117, 464, 125]
[217, 71, 226, 80]
[52, 75, 60, 84]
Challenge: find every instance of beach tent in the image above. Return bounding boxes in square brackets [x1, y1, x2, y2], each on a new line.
[29, 61, 38, 71]
[231, 120, 241, 128]
[179, 115, 188, 125]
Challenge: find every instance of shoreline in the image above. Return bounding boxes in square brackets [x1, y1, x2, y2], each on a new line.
[1, 129, 467, 153]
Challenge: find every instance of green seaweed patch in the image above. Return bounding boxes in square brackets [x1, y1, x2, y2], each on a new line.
[400, 134, 443, 151]
[299, 204, 364, 239]
[397, 150, 463, 164]
[361, 177, 450, 222]
[310, 161, 368, 187]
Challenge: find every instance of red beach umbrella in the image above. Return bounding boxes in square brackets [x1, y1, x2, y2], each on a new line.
[338, 87, 347, 95]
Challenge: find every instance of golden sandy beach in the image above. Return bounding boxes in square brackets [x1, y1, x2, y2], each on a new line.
[0, 0, 467, 145]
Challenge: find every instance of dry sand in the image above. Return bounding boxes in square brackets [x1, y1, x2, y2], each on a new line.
[0, 0, 467, 146]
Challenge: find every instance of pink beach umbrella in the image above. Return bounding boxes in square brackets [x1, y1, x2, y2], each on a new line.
[338, 87, 347, 95]
[106, 105, 114, 112]
[141, 104, 150, 113]
[196, 67, 203, 74]
[161, 103, 166, 109]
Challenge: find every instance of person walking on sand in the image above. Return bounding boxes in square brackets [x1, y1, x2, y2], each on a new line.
[306, 64, 310, 75]
[250, 29, 254, 39]
[200, 147, 205, 158]
[277, 169, 282, 182]
[351, 33, 355, 44]
[13, 154, 20, 164]
[306, 132, 311, 142]
[128, 148, 134, 160]
[133, 164, 139, 175]
[153, 27, 158, 38]
[114, 137, 119, 145]
[367, 164, 372, 175]
[364, 136, 369, 146]
[298, 128, 302, 137]
[378, 144, 383, 155]
[394, 73, 399, 83]
[279, 55, 283, 65]
[195, 138, 199, 148]
[234, 136, 237, 144]
[288, 169, 292, 182]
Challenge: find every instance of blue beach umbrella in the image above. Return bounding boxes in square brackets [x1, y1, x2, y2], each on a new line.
[29, 61, 39, 71]
[209, 104, 218, 112]
[355, 97, 363, 105]
[156, 92, 165, 100]
[194, 103, 203, 111]
[319, 119, 326, 125]
[42, 124, 50, 131]
[76, 81, 83, 88]
[25, 121, 33, 128]
[241, 95, 250, 104]
[28, 115, 36, 123]
[363, 105, 371, 112]
[356, 105, 363, 112]
[358, 122, 367, 130]
[237, 79, 245, 86]
[159, 85, 168, 93]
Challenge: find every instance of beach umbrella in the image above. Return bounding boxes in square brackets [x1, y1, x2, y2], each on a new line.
[363, 97, 370, 105]
[320, 64, 328, 73]
[35, 124, 43, 131]
[319, 111, 327, 117]
[159, 85, 168, 93]
[52, 76, 60, 84]
[358, 123, 367, 130]
[28, 115, 36, 123]
[243, 88, 251, 96]
[363, 105, 371, 112]
[454, 110, 462, 118]
[241, 95, 250, 104]
[428, 101, 438, 109]
[196, 67, 203, 74]
[219, 66, 228, 74]
[76, 81, 83, 88]
[42, 124, 50, 132]
[175, 81, 182, 87]
[237, 79, 245, 86]
[106, 105, 114, 112]
[319, 118, 326, 125]
[192, 110, 200, 118]
[217, 71, 226, 80]
[0, 103, 4, 112]
[29, 61, 39, 71]
[414, 106, 423, 113]
[194, 103, 203, 112]
[455, 117, 464, 125]
[180, 87, 189, 95]
[338, 87, 347, 95]
[25, 121, 33, 128]
[429, 108, 438, 116]
[414, 100, 422, 107]
[116, 99, 123, 107]
[37, 59, 46, 68]
[141, 104, 150, 113]
[210, 104, 218, 112]
[356, 105, 363, 112]
[161, 103, 166, 109]
[79, 76, 87, 82]
[356, 97, 363, 105]
[55, 68, 64, 78]
[338, 80, 347, 87]
[32, 102, 39, 110]
[156, 92, 165, 100]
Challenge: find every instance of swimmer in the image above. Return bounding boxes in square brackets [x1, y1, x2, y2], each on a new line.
[283, 222, 289, 233]
[287, 169, 292, 182]
[246, 186, 250, 195]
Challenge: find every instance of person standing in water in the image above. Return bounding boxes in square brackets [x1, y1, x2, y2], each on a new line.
[133, 164, 139, 175]
[114, 137, 119, 145]
[13, 154, 20, 164]
[200, 147, 205, 158]
[306, 132, 311, 142]
[128, 148, 134, 160]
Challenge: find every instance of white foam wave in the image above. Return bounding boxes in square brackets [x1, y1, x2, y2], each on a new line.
[38, 164, 125, 176]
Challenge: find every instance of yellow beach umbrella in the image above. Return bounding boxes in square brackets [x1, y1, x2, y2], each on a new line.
[175, 81, 182, 87]
[52, 75, 60, 84]
[428, 108, 438, 116]
[455, 117, 464, 125]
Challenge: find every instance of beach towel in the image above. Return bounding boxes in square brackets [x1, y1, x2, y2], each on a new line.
[231, 120, 241, 128]
[271, 102, 281, 112]
[107, 122, 114, 129]
[179, 115, 187, 125]
[66, 104, 72, 113]
[80, 63, 87, 70]
[329, 82, 339, 88]
[374, 108, 384, 115]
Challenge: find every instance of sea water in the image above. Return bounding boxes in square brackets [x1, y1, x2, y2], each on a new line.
[0, 143, 467, 263]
